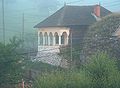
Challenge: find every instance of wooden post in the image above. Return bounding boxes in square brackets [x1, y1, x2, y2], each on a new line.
[22, 79, 24, 88]
[70, 31, 72, 65]
[2, 0, 5, 45]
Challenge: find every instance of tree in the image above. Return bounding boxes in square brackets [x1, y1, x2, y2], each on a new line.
[81, 14, 120, 66]
[0, 36, 25, 87]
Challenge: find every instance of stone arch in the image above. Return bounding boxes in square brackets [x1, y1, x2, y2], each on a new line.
[44, 32, 48, 45]
[39, 32, 43, 45]
[54, 32, 59, 45]
[49, 32, 53, 45]
[61, 32, 67, 45]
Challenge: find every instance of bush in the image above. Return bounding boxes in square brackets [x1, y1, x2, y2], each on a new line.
[84, 52, 120, 88]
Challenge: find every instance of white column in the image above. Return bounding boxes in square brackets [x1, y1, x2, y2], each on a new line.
[43, 36, 45, 46]
[38, 32, 40, 51]
[48, 36, 50, 46]
[59, 35, 61, 45]
[53, 36, 55, 45]
[66, 36, 69, 45]
[38, 32, 40, 46]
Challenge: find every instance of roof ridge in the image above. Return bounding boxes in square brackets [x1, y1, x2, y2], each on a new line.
[65, 4, 95, 7]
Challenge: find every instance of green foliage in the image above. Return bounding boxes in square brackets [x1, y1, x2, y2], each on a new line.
[82, 13, 120, 67]
[84, 52, 120, 88]
[33, 71, 91, 88]
[33, 52, 120, 88]
[0, 37, 24, 85]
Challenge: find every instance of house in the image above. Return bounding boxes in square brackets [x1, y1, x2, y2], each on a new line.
[34, 4, 111, 67]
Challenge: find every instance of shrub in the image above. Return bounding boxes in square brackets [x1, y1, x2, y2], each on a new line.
[84, 52, 120, 88]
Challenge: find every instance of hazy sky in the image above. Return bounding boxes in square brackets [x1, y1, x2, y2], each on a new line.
[0, 0, 120, 42]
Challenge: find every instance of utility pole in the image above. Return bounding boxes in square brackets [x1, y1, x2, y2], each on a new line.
[2, 0, 5, 45]
[22, 13, 25, 47]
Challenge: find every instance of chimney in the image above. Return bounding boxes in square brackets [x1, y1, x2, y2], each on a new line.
[94, 4, 100, 17]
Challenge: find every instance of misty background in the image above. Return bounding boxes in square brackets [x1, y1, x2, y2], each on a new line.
[0, 0, 120, 43]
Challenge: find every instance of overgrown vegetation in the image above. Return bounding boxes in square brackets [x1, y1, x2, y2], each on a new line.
[33, 52, 120, 88]
[81, 14, 120, 70]
[0, 37, 25, 87]
[84, 52, 120, 88]
[82, 14, 120, 63]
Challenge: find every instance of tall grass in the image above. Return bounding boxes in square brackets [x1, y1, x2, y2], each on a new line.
[33, 70, 91, 88]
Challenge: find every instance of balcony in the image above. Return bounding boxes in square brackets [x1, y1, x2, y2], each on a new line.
[38, 45, 60, 53]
